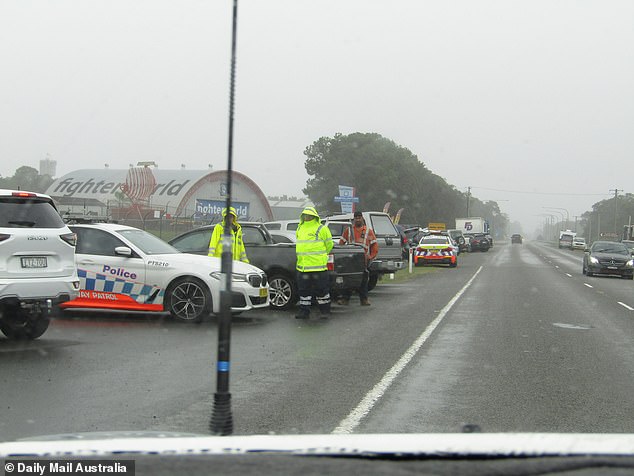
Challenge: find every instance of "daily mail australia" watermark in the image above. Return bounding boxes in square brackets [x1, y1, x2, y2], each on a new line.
[4, 460, 134, 476]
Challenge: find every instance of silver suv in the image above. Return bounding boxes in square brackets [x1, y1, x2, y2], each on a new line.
[0, 190, 80, 339]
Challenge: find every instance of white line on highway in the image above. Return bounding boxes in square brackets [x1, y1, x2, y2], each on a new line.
[565, 273, 572, 277]
[332, 265, 484, 435]
[618, 302, 634, 311]
[584, 283, 593, 288]
[555, 265, 560, 269]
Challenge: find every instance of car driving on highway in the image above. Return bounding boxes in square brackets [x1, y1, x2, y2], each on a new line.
[60, 223, 269, 321]
[582, 240, 634, 279]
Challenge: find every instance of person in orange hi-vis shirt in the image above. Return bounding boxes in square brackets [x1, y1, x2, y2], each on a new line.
[337, 211, 378, 306]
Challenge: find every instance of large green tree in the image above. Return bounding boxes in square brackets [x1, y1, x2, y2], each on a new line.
[580, 193, 634, 241]
[0, 166, 54, 192]
[302, 132, 508, 235]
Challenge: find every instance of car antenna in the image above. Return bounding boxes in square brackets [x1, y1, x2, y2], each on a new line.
[210, 0, 239, 436]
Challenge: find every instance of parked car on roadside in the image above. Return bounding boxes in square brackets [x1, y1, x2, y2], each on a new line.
[169, 222, 366, 310]
[0, 189, 80, 339]
[448, 229, 468, 253]
[326, 211, 406, 290]
[413, 234, 458, 268]
[465, 233, 490, 252]
[61, 223, 269, 322]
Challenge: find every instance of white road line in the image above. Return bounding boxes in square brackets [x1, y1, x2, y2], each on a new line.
[555, 265, 560, 269]
[618, 302, 634, 311]
[565, 273, 572, 277]
[584, 283, 593, 288]
[332, 265, 484, 435]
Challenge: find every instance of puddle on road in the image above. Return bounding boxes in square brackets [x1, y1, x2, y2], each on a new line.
[552, 322, 593, 330]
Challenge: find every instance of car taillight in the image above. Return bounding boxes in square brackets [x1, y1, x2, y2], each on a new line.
[12, 191, 37, 198]
[60, 232, 77, 247]
[327, 254, 334, 271]
[0, 233, 11, 243]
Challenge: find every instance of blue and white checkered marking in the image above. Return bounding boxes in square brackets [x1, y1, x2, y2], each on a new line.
[78, 268, 165, 304]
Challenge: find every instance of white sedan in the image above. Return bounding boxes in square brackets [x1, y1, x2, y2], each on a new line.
[60, 223, 269, 321]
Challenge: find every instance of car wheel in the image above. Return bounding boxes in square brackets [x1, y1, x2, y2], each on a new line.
[367, 273, 379, 291]
[0, 317, 50, 340]
[165, 277, 211, 323]
[268, 273, 297, 310]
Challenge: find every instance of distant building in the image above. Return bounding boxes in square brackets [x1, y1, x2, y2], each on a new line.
[45, 168, 274, 221]
[39, 158, 57, 177]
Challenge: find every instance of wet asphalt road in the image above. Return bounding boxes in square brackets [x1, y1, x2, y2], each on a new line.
[3, 241, 634, 441]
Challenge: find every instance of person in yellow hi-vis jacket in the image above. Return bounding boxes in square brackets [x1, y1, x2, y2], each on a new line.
[207, 207, 249, 263]
[295, 206, 333, 319]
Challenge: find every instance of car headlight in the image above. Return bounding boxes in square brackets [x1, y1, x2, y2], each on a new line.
[210, 272, 248, 282]
[627, 260, 634, 267]
[589, 256, 599, 264]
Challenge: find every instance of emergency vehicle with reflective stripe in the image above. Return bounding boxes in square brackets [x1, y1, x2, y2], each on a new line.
[414, 236, 457, 266]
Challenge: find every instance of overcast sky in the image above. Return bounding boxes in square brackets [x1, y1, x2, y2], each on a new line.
[1, 0, 633, 233]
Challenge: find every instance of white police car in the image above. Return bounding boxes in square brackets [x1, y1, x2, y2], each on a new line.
[60, 223, 269, 322]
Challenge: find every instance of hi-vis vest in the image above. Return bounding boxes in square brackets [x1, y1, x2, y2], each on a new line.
[296, 221, 333, 272]
[208, 223, 249, 263]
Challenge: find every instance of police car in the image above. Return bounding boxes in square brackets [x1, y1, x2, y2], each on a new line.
[60, 223, 269, 321]
[414, 233, 458, 267]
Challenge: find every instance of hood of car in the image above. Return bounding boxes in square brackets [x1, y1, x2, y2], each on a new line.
[3, 433, 634, 458]
[152, 253, 264, 275]
[591, 252, 629, 261]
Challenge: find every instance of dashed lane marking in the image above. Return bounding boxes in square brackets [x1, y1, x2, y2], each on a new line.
[618, 302, 634, 311]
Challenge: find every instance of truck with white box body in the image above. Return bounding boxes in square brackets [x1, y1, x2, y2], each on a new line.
[455, 217, 488, 235]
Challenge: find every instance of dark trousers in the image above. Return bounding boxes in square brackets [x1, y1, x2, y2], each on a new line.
[342, 268, 369, 301]
[296, 270, 330, 314]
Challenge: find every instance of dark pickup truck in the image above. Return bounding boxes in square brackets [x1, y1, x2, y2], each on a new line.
[169, 222, 366, 310]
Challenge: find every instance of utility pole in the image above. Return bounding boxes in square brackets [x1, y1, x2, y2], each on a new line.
[610, 188, 623, 235]
[466, 186, 471, 216]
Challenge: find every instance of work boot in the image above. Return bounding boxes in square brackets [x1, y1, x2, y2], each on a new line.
[360, 298, 370, 306]
[337, 298, 349, 306]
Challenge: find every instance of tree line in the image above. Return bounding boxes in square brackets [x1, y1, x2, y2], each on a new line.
[302, 132, 509, 235]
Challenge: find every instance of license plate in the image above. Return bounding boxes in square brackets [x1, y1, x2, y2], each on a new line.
[259, 288, 268, 298]
[21, 257, 47, 268]
[608, 266, 618, 270]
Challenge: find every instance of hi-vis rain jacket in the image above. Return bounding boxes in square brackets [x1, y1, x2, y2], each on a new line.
[208, 207, 249, 263]
[295, 207, 333, 272]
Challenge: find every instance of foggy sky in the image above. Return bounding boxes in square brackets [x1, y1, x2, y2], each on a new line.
[2, 0, 633, 233]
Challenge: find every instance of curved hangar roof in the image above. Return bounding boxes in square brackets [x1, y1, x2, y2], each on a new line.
[46, 168, 274, 221]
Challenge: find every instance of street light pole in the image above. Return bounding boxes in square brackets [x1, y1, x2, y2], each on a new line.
[544, 207, 570, 230]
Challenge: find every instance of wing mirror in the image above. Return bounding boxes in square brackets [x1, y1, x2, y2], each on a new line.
[114, 246, 133, 257]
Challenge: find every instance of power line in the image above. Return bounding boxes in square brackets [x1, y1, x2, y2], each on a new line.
[470, 186, 611, 197]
